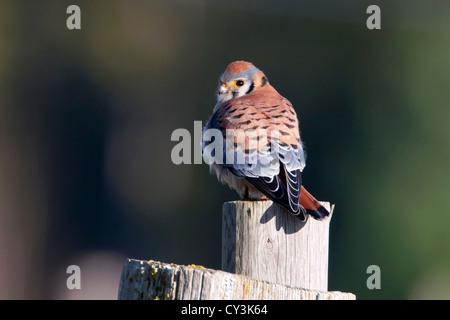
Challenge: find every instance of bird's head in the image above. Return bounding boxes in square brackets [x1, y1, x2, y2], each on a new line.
[217, 61, 269, 103]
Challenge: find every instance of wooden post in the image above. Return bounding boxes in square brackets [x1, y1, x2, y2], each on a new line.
[222, 200, 333, 292]
[117, 200, 355, 300]
[118, 259, 355, 300]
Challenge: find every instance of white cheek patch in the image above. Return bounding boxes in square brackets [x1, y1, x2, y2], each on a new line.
[234, 82, 253, 99]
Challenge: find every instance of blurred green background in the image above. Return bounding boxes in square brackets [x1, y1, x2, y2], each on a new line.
[1, 0, 449, 299]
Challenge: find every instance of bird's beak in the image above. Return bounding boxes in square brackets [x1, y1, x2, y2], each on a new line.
[218, 83, 228, 94]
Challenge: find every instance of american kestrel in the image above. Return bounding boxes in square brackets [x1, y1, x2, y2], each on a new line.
[203, 61, 329, 221]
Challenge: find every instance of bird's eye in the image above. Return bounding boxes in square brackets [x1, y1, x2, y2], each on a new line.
[235, 80, 244, 87]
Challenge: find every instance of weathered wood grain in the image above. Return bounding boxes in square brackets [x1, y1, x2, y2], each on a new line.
[222, 200, 333, 292]
[118, 259, 355, 300]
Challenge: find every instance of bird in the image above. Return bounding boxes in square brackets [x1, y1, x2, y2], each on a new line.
[202, 61, 329, 221]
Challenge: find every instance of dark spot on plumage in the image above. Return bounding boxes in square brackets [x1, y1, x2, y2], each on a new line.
[278, 141, 289, 147]
[291, 144, 298, 150]
[270, 114, 283, 119]
[244, 148, 257, 155]
[223, 104, 232, 111]
[228, 108, 238, 114]
[287, 117, 296, 123]
[248, 112, 257, 116]
[280, 109, 287, 113]
[260, 105, 279, 109]
[237, 107, 247, 111]
[246, 82, 255, 94]
[279, 130, 290, 136]
[261, 125, 270, 129]
[289, 109, 296, 115]
[238, 120, 252, 126]
[231, 113, 245, 119]
[261, 76, 268, 87]
[285, 123, 296, 129]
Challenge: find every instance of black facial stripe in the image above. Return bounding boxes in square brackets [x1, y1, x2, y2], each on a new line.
[261, 76, 268, 87]
[245, 82, 255, 94]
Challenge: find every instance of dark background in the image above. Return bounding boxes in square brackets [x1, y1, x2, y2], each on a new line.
[1, 0, 449, 299]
